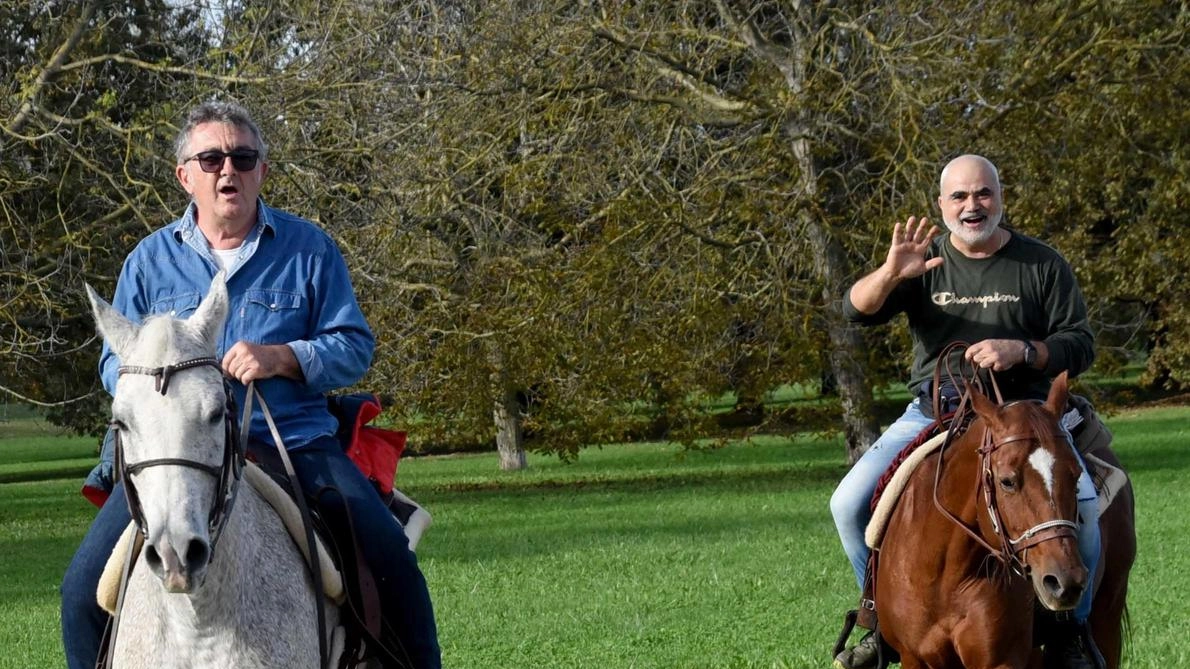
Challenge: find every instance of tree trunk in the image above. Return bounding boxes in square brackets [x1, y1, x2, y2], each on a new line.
[826, 316, 882, 465]
[751, 6, 880, 464]
[788, 134, 881, 463]
[493, 384, 528, 471]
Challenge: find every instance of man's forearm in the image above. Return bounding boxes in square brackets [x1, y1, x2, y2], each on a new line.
[848, 264, 901, 316]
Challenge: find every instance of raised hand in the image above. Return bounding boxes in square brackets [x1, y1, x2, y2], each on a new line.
[884, 216, 943, 280]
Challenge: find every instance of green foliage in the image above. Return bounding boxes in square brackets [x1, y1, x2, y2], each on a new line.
[971, 0, 1189, 389]
[0, 0, 210, 429]
[1, 0, 1185, 460]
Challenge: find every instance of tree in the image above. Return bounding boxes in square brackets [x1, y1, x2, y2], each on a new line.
[974, 1, 1189, 390]
[1, 0, 211, 430]
[4, 0, 1184, 469]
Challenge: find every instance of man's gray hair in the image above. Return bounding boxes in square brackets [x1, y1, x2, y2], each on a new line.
[173, 100, 269, 164]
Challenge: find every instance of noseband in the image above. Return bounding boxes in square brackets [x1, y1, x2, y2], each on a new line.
[112, 357, 245, 554]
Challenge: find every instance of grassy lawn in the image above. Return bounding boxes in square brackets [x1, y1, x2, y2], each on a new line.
[1, 406, 1186, 668]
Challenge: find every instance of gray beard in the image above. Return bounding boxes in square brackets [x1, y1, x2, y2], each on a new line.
[945, 213, 1002, 247]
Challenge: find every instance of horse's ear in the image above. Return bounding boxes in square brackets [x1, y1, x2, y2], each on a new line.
[969, 387, 998, 421]
[189, 271, 229, 345]
[85, 284, 138, 359]
[1045, 371, 1070, 416]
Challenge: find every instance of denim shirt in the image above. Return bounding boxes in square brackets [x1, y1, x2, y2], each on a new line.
[99, 199, 375, 448]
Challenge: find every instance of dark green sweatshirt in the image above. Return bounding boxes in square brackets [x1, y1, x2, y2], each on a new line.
[842, 229, 1095, 400]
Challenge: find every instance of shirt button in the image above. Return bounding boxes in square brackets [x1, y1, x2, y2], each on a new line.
[270, 303, 277, 309]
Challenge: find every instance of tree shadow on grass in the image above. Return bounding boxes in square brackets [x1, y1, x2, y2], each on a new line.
[1111, 440, 1190, 474]
[421, 464, 843, 562]
[426, 458, 845, 499]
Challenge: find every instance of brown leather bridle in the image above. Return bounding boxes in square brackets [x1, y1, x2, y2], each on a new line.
[932, 393, 1079, 576]
[929, 342, 1079, 576]
[112, 357, 245, 554]
[974, 405, 1078, 574]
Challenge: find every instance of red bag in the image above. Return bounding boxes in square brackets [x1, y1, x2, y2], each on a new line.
[337, 394, 406, 495]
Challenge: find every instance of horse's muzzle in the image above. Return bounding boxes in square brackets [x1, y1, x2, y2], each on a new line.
[1031, 562, 1088, 611]
[144, 537, 211, 593]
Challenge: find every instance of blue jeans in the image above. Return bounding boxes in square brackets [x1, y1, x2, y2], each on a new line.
[60, 435, 441, 669]
[829, 399, 1101, 621]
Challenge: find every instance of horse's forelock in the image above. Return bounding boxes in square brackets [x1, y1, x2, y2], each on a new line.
[131, 315, 207, 366]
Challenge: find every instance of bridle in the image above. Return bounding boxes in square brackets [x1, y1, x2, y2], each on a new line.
[112, 356, 245, 554]
[929, 343, 1078, 576]
[974, 404, 1079, 574]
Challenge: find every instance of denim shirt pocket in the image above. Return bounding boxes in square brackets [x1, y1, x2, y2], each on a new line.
[241, 289, 304, 342]
[147, 293, 202, 319]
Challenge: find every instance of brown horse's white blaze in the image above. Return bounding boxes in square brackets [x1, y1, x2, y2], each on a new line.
[1028, 448, 1056, 497]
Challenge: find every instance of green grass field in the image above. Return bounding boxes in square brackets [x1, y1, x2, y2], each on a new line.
[1, 406, 1186, 668]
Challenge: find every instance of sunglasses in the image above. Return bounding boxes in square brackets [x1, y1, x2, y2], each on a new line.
[186, 149, 261, 173]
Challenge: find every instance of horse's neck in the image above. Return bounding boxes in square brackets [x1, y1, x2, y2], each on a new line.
[928, 429, 998, 551]
[182, 484, 298, 617]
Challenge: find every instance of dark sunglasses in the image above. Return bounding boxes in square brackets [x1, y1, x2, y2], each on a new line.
[187, 149, 261, 173]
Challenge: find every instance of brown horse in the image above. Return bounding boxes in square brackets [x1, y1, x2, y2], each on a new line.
[874, 372, 1135, 668]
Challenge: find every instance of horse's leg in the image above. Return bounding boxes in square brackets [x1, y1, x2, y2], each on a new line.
[1089, 566, 1130, 669]
[953, 608, 1033, 669]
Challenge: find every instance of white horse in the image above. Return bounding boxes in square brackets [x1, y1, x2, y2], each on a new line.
[87, 275, 344, 669]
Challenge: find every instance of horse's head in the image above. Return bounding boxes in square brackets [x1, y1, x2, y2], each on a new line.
[86, 274, 232, 594]
[968, 372, 1088, 612]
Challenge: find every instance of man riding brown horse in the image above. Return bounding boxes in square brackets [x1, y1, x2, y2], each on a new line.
[829, 155, 1102, 669]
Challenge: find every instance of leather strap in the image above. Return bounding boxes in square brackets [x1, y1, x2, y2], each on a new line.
[246, 382, 330, 669]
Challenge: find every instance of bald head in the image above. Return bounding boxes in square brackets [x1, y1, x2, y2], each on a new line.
[939, 155, 1000, 192]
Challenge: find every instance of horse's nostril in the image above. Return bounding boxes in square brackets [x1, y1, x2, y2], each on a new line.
[1042, 573, 1063, 596]
[144, 545, 162, 570]
[185, 539, 211, 572]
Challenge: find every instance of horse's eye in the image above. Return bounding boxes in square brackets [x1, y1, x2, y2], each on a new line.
[208, 410, 223, 425]
[999, 476, 1017, 492]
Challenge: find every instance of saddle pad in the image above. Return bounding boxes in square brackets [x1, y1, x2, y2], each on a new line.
[96, 523, 139, 616]
[243, 464, 345, 603]
[865, 432, 948, 550]
[97, 463, 345, 615]
[1084, 452, 1129, 515]
[864, 436, 1130, 551]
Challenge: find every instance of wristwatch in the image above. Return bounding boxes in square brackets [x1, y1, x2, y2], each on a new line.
[1022, 340, 1037, 368]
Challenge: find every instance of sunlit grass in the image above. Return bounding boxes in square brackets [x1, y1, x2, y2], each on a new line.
[0, 407, 1185, 668]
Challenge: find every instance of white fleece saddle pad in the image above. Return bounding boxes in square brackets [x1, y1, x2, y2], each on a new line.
[865, 434, 1130, 550]
[97, 462, 345, 614]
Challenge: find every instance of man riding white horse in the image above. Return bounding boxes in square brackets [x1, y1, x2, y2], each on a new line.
[61, 99, 441, 669]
